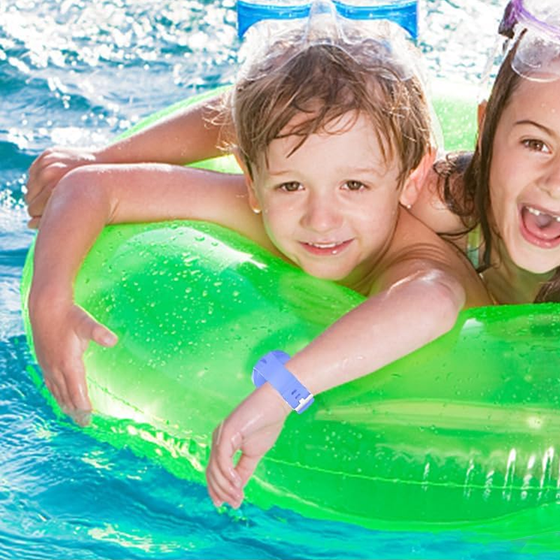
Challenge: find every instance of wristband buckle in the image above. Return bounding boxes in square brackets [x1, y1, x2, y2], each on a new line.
[252, 350, 314, 413]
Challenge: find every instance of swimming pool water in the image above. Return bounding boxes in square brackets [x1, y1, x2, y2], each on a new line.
[1, 0, 558, 558]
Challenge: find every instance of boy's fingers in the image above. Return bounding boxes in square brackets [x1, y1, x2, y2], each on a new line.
[211, 424, 243, 485]
[209, 463, 241, 502]
[206, 448, 241, 504]
[26, 159, 46, 201]
[207, 486, 223, 509]
[25, 167, 51, 204]
[44, 378, 61, 405]
[207, 435, 244, 506]
[207, 465, 242, 506]
[52, 369, 72, 412]
[70, 409, 92, 427]
[91, 324, 118, 347]
[76, 314, 117, 347]
[26, 151, 65, 197]
[27, 184, 55, 218]
[65, 360, 91, 413]
[234, 454, 260, 488]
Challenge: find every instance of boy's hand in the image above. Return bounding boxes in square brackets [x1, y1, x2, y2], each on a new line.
[26, 147, 98, 228]
[206, 384, 291, 509]
[30, 300, 117, 425]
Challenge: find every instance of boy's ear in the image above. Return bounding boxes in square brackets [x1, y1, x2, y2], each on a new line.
[233, 148, 262, 214]
[246, 183, 262, 214]
[399, 148, 436, 208]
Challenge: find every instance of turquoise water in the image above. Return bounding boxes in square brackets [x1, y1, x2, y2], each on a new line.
[1, 0, 558, 558]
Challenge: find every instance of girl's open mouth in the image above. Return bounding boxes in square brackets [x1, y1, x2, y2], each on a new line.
[520, 205, 560, 248]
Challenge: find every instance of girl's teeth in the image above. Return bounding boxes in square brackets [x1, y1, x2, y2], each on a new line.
[311, 242, 338, 248]
[526, 206, 560, 223]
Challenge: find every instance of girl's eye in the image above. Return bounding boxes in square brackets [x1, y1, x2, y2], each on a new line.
[279, 182, 302, 192]
[522, 139, 550, 154]
[345, 180, 367, 191]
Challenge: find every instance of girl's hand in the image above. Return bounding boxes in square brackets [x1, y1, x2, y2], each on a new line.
[206, 384, 291, 508]
[26, 147, 98, 228]
[29, 298, 117, 425]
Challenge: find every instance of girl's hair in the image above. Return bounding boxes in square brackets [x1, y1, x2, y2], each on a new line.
[223, 25, 433, 186]
[438, 41, 560, 302]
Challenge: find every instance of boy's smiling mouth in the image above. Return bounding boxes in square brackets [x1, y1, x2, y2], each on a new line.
[519, 204, 560, 247]
[301, 239, 354, 256]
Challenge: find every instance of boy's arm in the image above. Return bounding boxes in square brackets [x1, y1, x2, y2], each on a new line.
[206, 230, 488, 508]
[26, 94, 228, 226]
[29, 163, 259, 421]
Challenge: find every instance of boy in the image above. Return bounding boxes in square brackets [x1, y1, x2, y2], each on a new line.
[27, 13, 491, 504]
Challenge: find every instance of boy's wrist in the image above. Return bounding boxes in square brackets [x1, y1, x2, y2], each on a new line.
[29, 283, 73, 315]
[257, 382, 293, 416]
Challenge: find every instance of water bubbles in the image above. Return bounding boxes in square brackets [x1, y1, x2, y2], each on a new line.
[188, 438, 197, 456]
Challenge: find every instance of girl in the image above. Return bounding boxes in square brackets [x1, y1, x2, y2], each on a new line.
[412, 0, 560, 305]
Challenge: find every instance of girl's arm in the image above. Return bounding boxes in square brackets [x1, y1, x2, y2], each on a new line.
[26, 93, 229, 226]
[29, 163, 259, 421]
[206, 219, 490, 508]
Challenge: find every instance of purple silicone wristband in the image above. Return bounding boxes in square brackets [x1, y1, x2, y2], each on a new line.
[252, 350, 314, 413]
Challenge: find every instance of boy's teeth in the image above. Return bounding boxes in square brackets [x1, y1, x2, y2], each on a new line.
[310, 242, 338, 248]
[526, 205, 560, 223]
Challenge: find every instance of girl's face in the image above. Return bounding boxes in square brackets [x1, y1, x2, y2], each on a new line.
[249, 112, 414, 285]
[489, 77, 560, 273]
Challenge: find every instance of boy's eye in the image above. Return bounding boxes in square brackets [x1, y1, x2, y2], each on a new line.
[345, 180, 367, 191]
[522, 139, 550, 154]
[279, 182, 302, 192]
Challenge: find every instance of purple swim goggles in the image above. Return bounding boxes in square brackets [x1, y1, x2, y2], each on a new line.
[498, 0, 560, 82]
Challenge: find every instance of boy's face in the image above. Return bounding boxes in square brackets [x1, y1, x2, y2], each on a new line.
[249, 112, 407, 285]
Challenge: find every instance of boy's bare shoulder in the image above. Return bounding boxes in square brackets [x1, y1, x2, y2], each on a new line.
[376, 211, 491, 307]
[385, 210, 462, 263]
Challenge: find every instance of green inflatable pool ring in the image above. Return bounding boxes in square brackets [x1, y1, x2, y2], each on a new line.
[20, 87, 560, 550]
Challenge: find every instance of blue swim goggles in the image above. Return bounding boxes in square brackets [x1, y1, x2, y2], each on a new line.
[237, 0, 418, 41]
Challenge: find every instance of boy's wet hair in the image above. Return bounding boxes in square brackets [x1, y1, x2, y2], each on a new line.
[224, 25, 433, 187]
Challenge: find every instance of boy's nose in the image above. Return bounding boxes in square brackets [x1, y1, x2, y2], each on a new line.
[301, 193, 342, 232]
